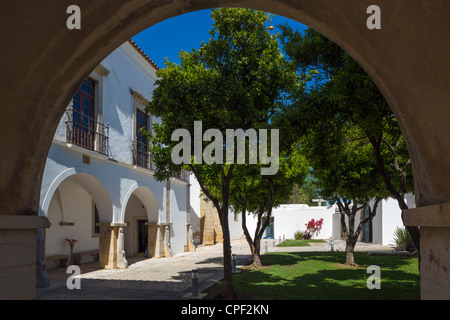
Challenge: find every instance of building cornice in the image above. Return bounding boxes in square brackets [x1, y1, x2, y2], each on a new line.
[94, 63, 110, 77]
[130, 89, 150, 106]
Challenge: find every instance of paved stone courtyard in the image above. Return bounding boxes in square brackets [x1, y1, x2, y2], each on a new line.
[36, 239, 393, 300]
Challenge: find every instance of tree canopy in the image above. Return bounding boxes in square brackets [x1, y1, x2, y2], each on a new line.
[144, 8, 302, 298]
[275, 25, 418, 264]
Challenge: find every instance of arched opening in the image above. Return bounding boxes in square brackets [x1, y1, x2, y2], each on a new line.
[123, 186, 160, 259]
[0, 0, 448, 300]
[44, 173, 112, 270]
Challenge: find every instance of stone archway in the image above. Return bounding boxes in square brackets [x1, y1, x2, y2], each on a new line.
[122, 186, 166, 259]
[38, 172, 114, 285]
[40, 169, 114, 224]
[0, 0, 449, 299]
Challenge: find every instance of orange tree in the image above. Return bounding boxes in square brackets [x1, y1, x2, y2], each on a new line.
[143, 8, 300, 298]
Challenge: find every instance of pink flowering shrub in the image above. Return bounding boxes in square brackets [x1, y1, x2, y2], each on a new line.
[303, 218, 324, 239]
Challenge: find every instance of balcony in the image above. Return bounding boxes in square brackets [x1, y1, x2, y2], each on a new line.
[132, 140, 155, 170]
[65, 109, 109, 155]
[131, 140, 189, 182]
[172, 170, 190, 182]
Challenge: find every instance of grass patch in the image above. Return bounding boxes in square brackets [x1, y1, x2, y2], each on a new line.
[277, 239, 326, 247]
[204, 251, 419, 300]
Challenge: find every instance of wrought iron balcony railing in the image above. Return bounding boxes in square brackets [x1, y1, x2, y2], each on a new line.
[172, 169, 190, 182]
[65, 109, 109, 155]
[131, 140, 189, 181]
[132, 140, 155, 170]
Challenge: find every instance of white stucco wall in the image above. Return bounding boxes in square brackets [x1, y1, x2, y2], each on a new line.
[271, 204, 336, 240]
[332, 197, 409, 246]
[189, 173, 202, 245]
[170, 179, 188, 254]
[46, 180, 99, 258]
[380, 198, 405, 246]
[228, 208, 244, 241]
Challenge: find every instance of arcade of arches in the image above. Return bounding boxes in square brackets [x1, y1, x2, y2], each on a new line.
[0, 0, 449, 299]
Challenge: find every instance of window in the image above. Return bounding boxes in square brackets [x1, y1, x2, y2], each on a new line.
[72, 78, 96, 150]
[92, 203, 100, 237]
[66, 77, 109, 154]
[133, 108, 151, 168]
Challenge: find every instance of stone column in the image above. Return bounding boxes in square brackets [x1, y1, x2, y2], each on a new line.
[117, 227, 128, 269]
[99, 223, 118, 269]
[36, 227, 50, 287]
[99, 223, 128, 269]
[147, 223, 164, 258]
[164, 225, 173, 257]
[404, 204, 450, 299]
[186, 224, 196, 252]
[0, 215, 50, 299]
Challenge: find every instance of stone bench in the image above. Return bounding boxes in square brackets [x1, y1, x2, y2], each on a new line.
[46, 254, 69, 269]
[72, 250, 99, 265]
[46, 250, 99, 269]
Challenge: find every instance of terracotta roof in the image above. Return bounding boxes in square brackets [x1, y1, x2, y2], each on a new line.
[127, 39, 160, 70]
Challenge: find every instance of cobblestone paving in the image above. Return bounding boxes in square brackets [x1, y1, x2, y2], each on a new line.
[36, 239, 393, 300]
[37, 239, 253, 300]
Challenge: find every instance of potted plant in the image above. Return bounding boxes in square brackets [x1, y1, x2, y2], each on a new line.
[66, 238, 78, 265]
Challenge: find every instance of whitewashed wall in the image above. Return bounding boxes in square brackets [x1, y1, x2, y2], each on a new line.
[380, 197, 409, 246]
[170, 179, 188, 254]
[228, 208, 244, 240]
[46, 180, 98, 258]
[189, 173, 202, 245]
[332, 197, 410, 246]
[272, 204, 336, 240]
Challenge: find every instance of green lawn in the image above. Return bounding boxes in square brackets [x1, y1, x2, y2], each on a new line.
[207, 251, 420, 300]
[276, 239, 326, 247]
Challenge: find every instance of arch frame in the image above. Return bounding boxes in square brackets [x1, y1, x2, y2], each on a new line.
[39, 167, 114, 223]
[0, 0, 449, 299]
[121, 183, 160, 224]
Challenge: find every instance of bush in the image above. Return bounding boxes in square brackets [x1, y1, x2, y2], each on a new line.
[294, 230, 304, 240]
[302, 232, 312, 240]
[393, 227, 415, 252]
[304, 218, 324, 239]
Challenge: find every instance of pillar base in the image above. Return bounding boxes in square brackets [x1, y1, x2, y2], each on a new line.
[0, 215, 50, 300]
[99, 223, 128, 270]
[404, 204, 450, 300]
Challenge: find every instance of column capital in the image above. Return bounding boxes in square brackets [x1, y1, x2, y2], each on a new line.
[0, 215, 50, 229]
[403, 202, 450, 227]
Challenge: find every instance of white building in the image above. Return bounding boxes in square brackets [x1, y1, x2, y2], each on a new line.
[38, 41, 192, 274]
[360, 194, 416, 246]
[251, 195, 415, 246]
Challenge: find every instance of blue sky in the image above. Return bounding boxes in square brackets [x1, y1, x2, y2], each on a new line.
[131, 9, 307, 69]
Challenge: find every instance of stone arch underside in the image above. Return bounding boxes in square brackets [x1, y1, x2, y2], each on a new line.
[121, 185, 159, 224]
[41, 170, 114, 223]
[1, 0, 449, 215]
[0, 0, 449, 299]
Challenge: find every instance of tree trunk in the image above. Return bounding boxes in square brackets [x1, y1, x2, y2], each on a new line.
[241, 206, 263, 269]
[219, 180, 235, 299]
[250, 241, 262, 268]
[345, 237, 357, 266]
[220, 211, 234, 299]
[369, 136, 421, 263]
[188, 164, 236, 298]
